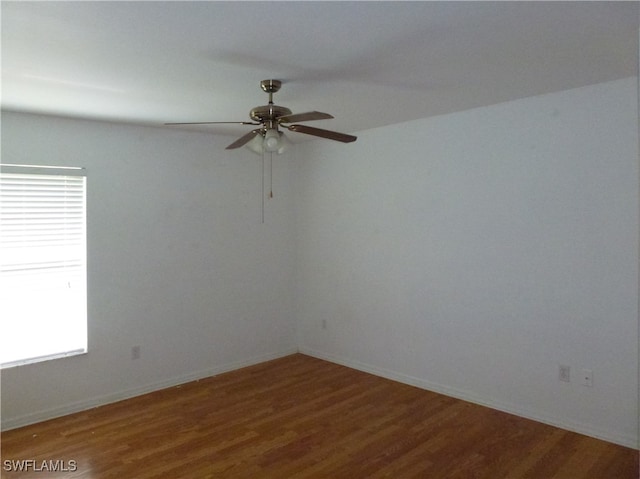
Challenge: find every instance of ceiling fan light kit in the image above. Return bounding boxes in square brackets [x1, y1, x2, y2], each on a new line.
[263, 128, 281, 152]
[166, 79, 357, 155]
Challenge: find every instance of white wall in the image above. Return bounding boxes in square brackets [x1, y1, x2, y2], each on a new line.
[0, 113, 298, 429]
[2, 78, 638, 449]
[295, 78, 639, 448]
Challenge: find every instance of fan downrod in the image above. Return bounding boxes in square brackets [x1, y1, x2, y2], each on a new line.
[250, 79, 291, 125]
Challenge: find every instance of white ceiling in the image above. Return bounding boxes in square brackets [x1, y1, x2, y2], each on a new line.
[2, 1, 638, 143]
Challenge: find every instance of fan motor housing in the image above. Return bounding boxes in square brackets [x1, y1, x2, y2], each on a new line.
[250, 104, 292, 123]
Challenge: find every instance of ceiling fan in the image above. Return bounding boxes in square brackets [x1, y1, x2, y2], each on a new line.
[165, 79, 357, 154]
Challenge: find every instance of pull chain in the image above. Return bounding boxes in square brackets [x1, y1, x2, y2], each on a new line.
[261, 150, 274, 224]
[269, 151, 274, 199]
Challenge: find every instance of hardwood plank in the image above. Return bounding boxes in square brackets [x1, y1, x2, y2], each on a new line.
[1, 354, 637, 478]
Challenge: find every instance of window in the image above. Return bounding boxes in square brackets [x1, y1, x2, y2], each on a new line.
[0, 164, 87, 368]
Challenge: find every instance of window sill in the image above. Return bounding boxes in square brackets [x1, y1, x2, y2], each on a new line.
[1, 349, 87, 369]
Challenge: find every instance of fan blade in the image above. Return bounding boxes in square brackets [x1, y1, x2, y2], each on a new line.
[277, 111, 334, 123]
[165, 121, 260, 126]
[226, 129, 262, 149]
[286, 124, 357, 143]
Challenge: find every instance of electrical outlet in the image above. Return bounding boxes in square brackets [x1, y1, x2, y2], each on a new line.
[131, 345, 141, 360]
[321, 319, 327, 330]
[558, 364, 570, 382]
[581, 369, 593, 387]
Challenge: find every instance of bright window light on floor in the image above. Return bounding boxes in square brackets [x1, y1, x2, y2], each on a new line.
[0, 164, 87, 368]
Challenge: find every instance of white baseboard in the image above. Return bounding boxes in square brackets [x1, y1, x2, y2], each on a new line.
[1, 348, 298, 431]
[299, 347, 639, 450]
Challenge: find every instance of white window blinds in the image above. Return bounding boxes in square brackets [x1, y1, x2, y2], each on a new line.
[0, 164, 87, 367]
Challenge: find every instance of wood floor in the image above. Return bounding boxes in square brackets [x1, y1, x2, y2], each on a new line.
[1, 354, 637, 479]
